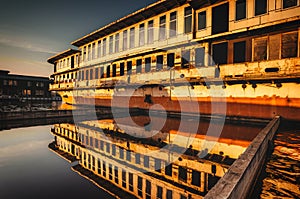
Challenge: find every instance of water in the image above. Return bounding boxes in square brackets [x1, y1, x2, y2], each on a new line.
[0, 126, 113, 199]
[0, 115, 265, 199]
[259, 122, 300, 199]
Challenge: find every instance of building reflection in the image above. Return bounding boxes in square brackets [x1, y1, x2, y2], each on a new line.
[49, 116, 263, 199]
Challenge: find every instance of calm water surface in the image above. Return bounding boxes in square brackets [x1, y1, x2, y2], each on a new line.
[0, 126, 113, 199]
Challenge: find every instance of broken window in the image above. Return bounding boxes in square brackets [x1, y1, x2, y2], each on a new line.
[255, 0, 267, 16]
[282, 32, 298, 58]
[236, 0, 246, 20]
[253, 37, 267, 61]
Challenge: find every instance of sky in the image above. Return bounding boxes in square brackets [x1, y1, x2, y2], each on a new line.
[0, 0, 157, 77]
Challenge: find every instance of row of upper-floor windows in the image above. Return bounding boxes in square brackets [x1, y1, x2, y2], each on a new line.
[2, 80, 45, 87]
[56, 54, 80, 70]
[77, 0, 299, 63]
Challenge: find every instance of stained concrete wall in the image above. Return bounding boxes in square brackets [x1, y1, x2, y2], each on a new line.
[204, 116, 280, 199]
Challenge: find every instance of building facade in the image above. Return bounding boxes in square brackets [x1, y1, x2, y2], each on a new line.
[48, 0, 300, 120]
[0, 70, 52, 101]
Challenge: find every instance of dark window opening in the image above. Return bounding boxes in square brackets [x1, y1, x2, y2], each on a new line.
[283, 0, 298, 8]
[144, 156, 149, 168]
[167, 53, 175, 68]
[146, 180, 151, 199]
[106, 65, 111, 78]
[212, 42, 228, 65]
[95, 68, 99, 79]
[114, 167, 119, 183]
[212, 3, 229, 34]
[136, 59, 142, 73]
[86, 70, 89, 80]
[198, 11, 207, 30]
[135, 153, 141, 164]
[127, 61, 132, 75]
[138, 176, 143, 197]
[195, 48, 205, 67]
[192, 170, 201, 186]
[156, 55, 163, 71]
[145, 57, 151, 72]
[129, 173, 134, 191]
[157, 186, 163, 199]
[233, 41, 246, 63]
[255, 0, 267, 16]
[112, 64, 117, 77]
[179, 166, 187, 182]
[122, 169, 126, 188]
[166, 190, 173, 199]
[71, 56, 75, 68]
[120, 63, 125, 76]
[181, 50, 190, 68]
[100, 67, 104, 78]
[90, 69, 93, 80]
[236, 0, 246, 20]
[165, 163, 172, 176]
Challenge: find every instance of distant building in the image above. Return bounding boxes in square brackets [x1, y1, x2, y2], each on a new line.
[0, 70, 54, 101]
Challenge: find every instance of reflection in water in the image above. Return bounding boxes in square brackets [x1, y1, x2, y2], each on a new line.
[260, 126, 300, 199]
[49, 115, 263, 198]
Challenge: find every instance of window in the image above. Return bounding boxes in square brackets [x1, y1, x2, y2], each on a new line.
[83, 46, 87, 61]
[92, 43, 96, 59]
[269, 34, 281, 60]
[109, 164, 113, 180]
[179, 166, 187, 182]
[255, 0, 267, 16]
[282, 32, 298, 58]
[212, 42, 228, 64]
[90, 69, 93, 80]
[130, 27, 135, 49]
[145, 57, 151, 72]
[114, 166, 119, 183]
[106, 143, 110, 153]
[126, 151, 131, 161]
[166, 190, 172, 199]
[192, 170, 201, 186]
[97, 41, 101, 58]
[156, 186, 163, 199]
[86, 70, 89, 80]
[283, 0, 298, 8]
[81, 71, 85, 80]
[167, 53, 175, 68]
[165, 163, 172, 176]
[127, 61, 132, 75]
[156, 55, 163, 71]
[136, 59, 142, 73]
[122, 169, 126, 188]
[181, 50, 190, 68]
[112, 145, 116, 156]
[129, 173, 134, 191]
[147, 20, 154, 44]
[146, 180, 151, 199]
[102, 161, 106, 177]
[236, 0, 246, 20]
[123, 30, 128, 50]
[138, 176, 143, 197]
[100, 67, 104, 78]
[95, 68, 99, 79]
[109, 36, 114, 54]
[97, 159, 101, 174]
[180, 194, 188, 199]
[115, 33, 120, 53]
[144, 156, 149, 168]
[135, 153, 141, 164]
[139, 24, 145, 46]
[212, 3, 229, 34]
[103, 38, 107, 56]
[198, 11, 207, 30]
[159, 15, 166, 40]
[155, 159, 161, 172]
[120, 62, 125, 76]
[88, 45, 92, 61]
[112, 64, 117, 77]
[119, 148, 124, 159]
[184, 6, 192, 33]
[106, 65, 111, 78]
[195, 47, 205, 67]
[234, 41, 246, 63]
[169, 11, 177, 37]
[253, 37, 267, 61]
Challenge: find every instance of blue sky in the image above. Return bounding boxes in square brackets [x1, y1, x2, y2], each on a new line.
[0, 0, 156, 77]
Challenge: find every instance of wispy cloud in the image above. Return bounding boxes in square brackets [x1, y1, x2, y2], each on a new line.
[0, 37, 58, 54]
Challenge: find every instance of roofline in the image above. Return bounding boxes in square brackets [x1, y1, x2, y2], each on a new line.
[47, 49, 81, 64]
[71, 0, 188, 47]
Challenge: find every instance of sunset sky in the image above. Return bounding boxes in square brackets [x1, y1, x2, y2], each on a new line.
[0, 0, 156, 77]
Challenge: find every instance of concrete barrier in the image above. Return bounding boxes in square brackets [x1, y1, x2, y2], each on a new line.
[204, 116, 280, 199]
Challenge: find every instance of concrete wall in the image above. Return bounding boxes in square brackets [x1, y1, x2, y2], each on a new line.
[204, 116, 280, 199]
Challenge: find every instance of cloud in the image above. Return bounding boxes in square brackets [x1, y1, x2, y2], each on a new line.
[0, 37, 58, 54]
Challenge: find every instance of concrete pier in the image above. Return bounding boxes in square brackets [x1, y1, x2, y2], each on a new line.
[204, 116, 280, 199]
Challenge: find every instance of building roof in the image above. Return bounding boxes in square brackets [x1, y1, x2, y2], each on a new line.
[0, 71, 50, 81]
[71, 0, 188, 47]
[47, 49, 80, 64]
